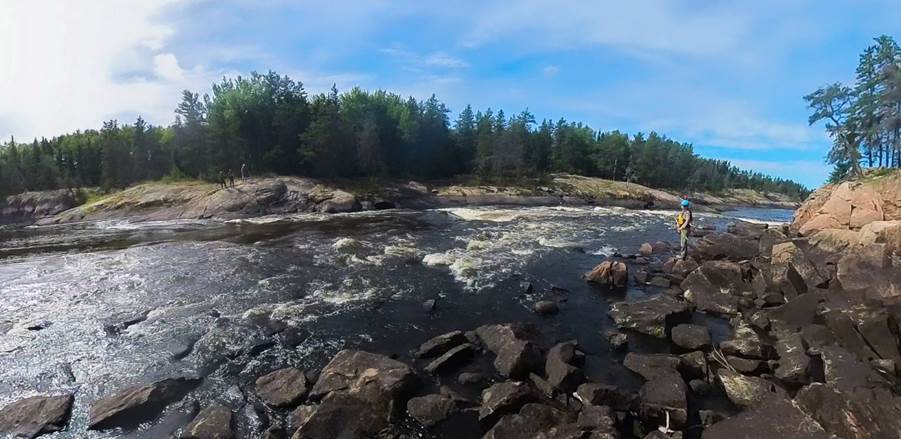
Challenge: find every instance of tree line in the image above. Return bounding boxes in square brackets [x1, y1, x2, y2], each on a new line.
[805, 35, 901, 182]
[0, 71, 808, 198]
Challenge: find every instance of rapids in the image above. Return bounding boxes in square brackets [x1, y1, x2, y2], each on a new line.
[0, 205, 791, 437]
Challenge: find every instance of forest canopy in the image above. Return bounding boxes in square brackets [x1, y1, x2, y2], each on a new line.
[0, 71, 808, 198]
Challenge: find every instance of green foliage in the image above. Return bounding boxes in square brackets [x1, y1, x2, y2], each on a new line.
[0, 70, 809, 198]
[807, 34, 901, 175]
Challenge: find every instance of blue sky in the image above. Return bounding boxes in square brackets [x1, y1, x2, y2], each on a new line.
[2, 1, 900, 188]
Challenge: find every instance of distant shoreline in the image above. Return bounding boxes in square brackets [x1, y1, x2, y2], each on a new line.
[1, 173, 800, 226]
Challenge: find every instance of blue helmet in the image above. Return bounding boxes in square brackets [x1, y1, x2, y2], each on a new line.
[681, 199, 690, 207]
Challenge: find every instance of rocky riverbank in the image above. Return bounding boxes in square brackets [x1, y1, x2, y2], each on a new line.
[1, 174, 800, 225]
[2, 203, 899, 438]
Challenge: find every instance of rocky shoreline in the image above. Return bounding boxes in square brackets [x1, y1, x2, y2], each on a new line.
[1, 174, 800, 226]
[2, 208, 900, 438]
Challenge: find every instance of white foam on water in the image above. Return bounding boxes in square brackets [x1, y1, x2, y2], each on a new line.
[442, 207, 523, 222]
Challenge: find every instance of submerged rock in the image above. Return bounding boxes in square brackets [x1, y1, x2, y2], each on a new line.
[533, 300, 560, 315]
[0, 394, 73, 438]
[88, 377, 200, 430]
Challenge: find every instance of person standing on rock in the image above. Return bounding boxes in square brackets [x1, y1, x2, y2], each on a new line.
[228, 170, 235, 188]
[241, 163, 246, 182]
[677, 198, 693, 259]
[217, 170, 226, 189]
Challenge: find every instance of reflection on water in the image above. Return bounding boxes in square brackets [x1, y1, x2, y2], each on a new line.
[0, 205, 792, 438]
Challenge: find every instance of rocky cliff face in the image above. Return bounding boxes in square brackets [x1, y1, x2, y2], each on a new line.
[792, 170, 901, 235]
[1, 189, 84, 223]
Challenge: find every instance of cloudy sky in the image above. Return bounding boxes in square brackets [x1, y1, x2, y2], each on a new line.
[2, 0, 900, 187]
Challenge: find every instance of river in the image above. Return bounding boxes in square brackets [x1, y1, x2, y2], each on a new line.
[0, 205, 792, 438]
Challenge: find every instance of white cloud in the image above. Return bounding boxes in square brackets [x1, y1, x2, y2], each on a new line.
[153, 53, 185, 81]
[424, 52, 470, 69]
[543, 65, 560, 77]
[0, 0, 221, 140]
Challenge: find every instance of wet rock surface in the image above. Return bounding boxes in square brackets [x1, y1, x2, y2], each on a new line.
[0, 394, 73, 438]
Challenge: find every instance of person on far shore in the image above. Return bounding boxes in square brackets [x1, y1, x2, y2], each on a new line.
[217, 170, 226, 189]
[228, 170, 235, 188]
[241, 163, 247, 182]
[677, 198, 693, 259]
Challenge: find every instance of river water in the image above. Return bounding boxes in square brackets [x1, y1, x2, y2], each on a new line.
[0, 205, 792, 438]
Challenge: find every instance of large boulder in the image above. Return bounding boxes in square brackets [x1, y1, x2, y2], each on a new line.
[771, 241, 828, 292]
[88, 377, 200, 430]
[479, 381, 535, 428]
[608, 294, 691, 338]
[858, 220, 901, 254]
[671, 324, 711, 350]
[772, 332, 811, 384]
[476, 324, 542, 379]
[701, 395, 828, 439]
[292, 391, 393, 439]
[585, 260, 628, 288]
[716, 370, 787, 408]
[544, 341, 585, 393]
[639, 371, 688, 429]
[681, 261, 752, 315]
[793, 172, 901, 235]
[694, 233, 758, 261]
[255, 368, 309, 408]
[483, 403, 573, 439]
[406, 394, 457, 428]
[0, 394, 73, 438]
[180, 404, 233, 439]
[307, 349, 417, 429]
[837, 243, 901, 300]
[720, 323, 772, 360]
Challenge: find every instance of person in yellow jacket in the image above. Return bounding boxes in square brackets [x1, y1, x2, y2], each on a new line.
[677, 199, 692, 259]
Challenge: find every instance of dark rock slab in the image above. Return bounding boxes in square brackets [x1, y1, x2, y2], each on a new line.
[483, 403, 571, 439]
[414, 330, 467, 359]
[609, 295, 691, 338]
[796, 382, 901, 439]
[406, 394, 456, 428]
[255, 368, 309, 407]
[717, 370, 787, 408]
[576, 383, 637, 412]
[533, 300, 560, 315]
[424, 343, 475, 374]
[639, 371, 688, 429]
[681, 261, 751, 315]
[292, 391, 391, 439]
[308, 350, 416, 404]
[671, 324, 711, 350]
[695, 233, 758, 262]
[720, 324, 771, 360]
[476, 324, 542, 379]
[88, 377, 200, 430]
[545, 341, 584, 392]
[479, 381, 534, 428]
[0, 394, 73, 438]
[772, 332, 810, 384]
[623, 353, 680, 381]
[701, 396, 828, 439]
